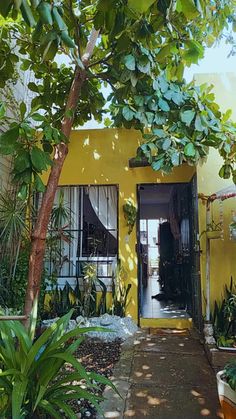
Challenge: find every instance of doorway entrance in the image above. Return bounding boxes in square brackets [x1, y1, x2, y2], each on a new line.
[137, 180, 202, 327]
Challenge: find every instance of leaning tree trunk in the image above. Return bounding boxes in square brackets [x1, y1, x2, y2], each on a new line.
[23, 30, 99, 326]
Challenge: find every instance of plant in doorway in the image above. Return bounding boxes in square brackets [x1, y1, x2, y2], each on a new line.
[217, 361, 236, 419]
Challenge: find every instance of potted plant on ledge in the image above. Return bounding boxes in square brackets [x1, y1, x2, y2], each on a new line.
[217, 361, 236, 419]
[206, 221, 223, 240]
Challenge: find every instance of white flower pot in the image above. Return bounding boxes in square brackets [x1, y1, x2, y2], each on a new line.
[217, 370, 236, 419]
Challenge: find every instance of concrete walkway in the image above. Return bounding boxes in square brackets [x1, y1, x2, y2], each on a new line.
[99, 329, 223, 419]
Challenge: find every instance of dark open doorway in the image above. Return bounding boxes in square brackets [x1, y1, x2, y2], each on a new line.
[137, 179, 202, 327]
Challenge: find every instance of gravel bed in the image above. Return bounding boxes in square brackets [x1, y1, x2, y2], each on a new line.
[67, 337, 122, 418]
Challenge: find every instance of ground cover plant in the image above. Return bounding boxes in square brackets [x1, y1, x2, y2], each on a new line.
[0, 1, 236, 322]
[0, 309, 117, 418]
[213, 278, 236, 348]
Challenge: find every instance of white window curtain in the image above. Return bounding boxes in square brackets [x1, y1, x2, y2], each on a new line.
[88, 186, 117, 238]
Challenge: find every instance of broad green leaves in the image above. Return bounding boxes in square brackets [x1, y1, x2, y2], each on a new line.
[0, 0, 236, 190]
[113, 72, 236, 178]
[0, 312, 115, 418]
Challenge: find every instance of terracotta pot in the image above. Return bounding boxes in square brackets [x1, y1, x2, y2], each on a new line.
[206, 230, 222, 239]
[217, 370, 236, 419]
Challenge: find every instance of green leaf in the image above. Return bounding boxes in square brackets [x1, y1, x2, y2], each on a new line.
[34, 173, 45, 192]
[184, 142, 196, 157]
[30, 147, 51, 173]
[124, 54, 136, 71]
[171, 151, 180, 166]
[158, 98, 170, 112]
[18, 184, 28, 200]
[20, 102, 27, 119]
[28, 82, 39, 93]
[171, 92, 183, 106]
[0, 0, 12, 18]
[14, 150, 31, 173]
[137, 56, 150, 74]
[134, 96, 144, 106]
[38, 400, 61, 419]
[12, 379, 28, 418]
[122, 106, 134, 121]
[183, 40, 204, 65]
[151, 158, 164, 171]
[20, 0, 36, 27]
[158, 77, 169, 94]
[31, 112, 45, 122]
[180, 109, 195, 126]
[128, 0, 156, 13]
[176, 0, 200, 19]
[0, 126, 19, 155]
[195, 114, 204, 131]
[152, 128, 167, 138]
[0, 103, 6, 118]
[145, 112, 154, 124]
[162, 138, 171, 150]
[130, 72, 138, 87]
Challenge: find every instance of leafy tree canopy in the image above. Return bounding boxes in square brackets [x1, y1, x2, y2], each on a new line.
[0, 0, 236, 200]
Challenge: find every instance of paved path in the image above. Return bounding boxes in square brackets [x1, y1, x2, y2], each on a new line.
[99, 329, 223, 419]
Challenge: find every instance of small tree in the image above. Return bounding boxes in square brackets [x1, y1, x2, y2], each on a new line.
[0, 0, 236, 323]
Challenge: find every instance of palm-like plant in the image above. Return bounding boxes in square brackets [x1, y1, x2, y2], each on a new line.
[0, 309, 117, 418]
[0, 189, 28, 248]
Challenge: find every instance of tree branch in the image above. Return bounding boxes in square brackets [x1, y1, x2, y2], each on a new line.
[88, 52, 112, 68]
[82, 28, 100, 66]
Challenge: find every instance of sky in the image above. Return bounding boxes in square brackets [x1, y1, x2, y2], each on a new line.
[81, 40, 236, 129]
[184, 40, 236, 82]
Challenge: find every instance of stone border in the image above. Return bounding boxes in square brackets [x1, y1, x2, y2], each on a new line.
[97, 330, 147, 418]
[204, 342, 236, 371]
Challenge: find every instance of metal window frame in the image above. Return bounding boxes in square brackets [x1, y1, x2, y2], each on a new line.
[46, 184, 119, 281]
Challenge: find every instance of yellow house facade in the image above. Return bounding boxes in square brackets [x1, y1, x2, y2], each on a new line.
[47, 73, 236, 330]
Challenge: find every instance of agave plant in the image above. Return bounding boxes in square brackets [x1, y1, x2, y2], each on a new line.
[0, 309, 117, 418]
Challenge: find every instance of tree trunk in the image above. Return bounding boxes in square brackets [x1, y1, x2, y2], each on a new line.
[23, 29, 99, 326]
[24, 69, 85, 325]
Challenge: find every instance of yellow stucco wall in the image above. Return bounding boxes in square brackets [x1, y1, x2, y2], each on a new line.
[196, 73, 236, 315]
[55, 128, 195, 322]
[44, 73, 236, 324]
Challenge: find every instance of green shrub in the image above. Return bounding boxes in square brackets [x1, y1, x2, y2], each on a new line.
[0, 310, 117, 418]
[224, 361, 236, 391]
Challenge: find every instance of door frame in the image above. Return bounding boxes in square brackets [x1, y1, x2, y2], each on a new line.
[136, 180, 202, 328]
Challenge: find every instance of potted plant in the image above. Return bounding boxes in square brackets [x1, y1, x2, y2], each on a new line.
[217, 361, 236, 418]
[204, 220, 223, 239]
[213, 279, 236, 350]
[229, 217, 236, 241]
[123, 199, 137, 234]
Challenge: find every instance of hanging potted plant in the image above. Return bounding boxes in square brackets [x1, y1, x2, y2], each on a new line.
[229, 216, 236, 241]
[206, 220, 223, 239]
[123, 199, 137, 235]
[200, 220, 223, 240]
[217, 361, 236, 418]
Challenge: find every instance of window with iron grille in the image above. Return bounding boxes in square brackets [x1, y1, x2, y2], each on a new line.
[40, 185, 118, 289]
